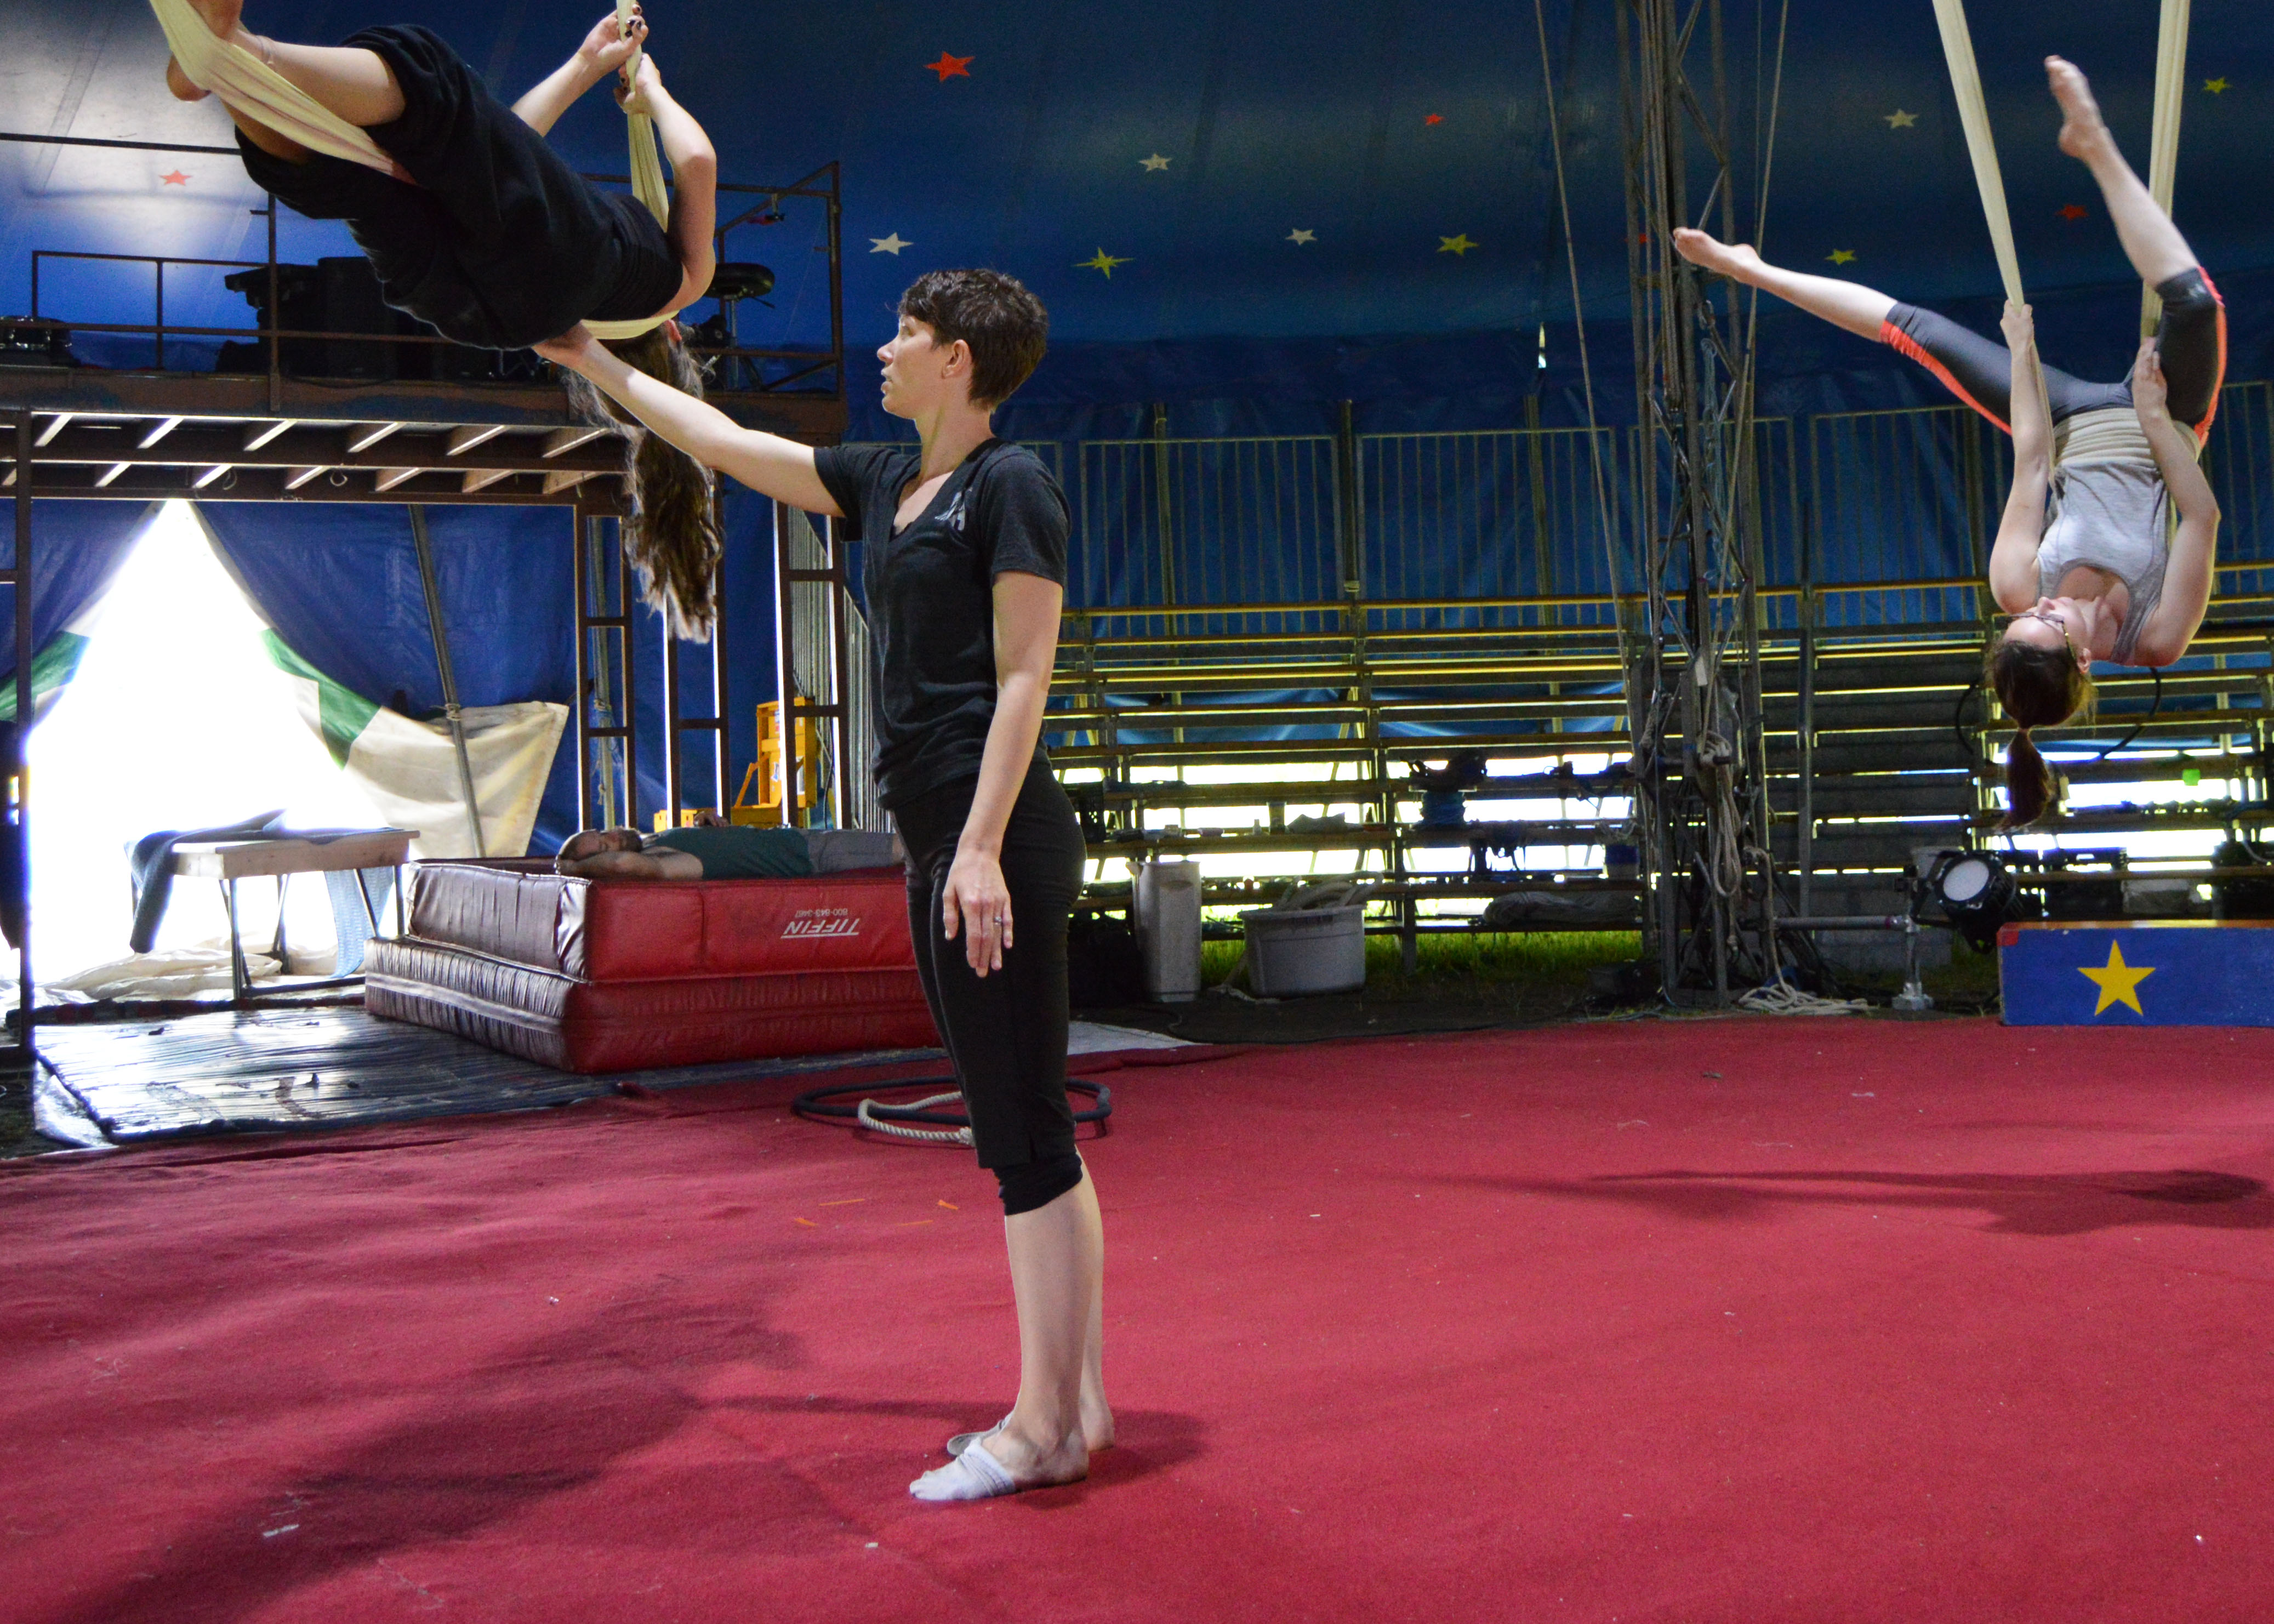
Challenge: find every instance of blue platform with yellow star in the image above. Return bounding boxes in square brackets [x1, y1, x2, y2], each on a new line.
[1999, 922, 2274, 1027]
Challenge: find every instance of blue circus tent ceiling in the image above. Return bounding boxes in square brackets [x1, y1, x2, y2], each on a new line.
[4, 0, 2274, 430]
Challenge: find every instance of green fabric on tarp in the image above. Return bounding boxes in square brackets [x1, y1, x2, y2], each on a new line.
[0, 632, 92, 725]
[257, 630, 565, 861]
[261, 630, 379, 768]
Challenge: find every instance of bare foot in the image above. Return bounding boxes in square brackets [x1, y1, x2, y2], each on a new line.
[1671, 227, 1763, 282]
[1081, 1401, 1116, 1453]
[164, 0, 248, 100]
[165, 56, 209, 102]
[2047, 56, 2110, 162]
[187, 0, 247, 38]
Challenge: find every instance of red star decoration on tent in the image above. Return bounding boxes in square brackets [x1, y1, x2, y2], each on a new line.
[925, 52, 972, 82]
[2058, 203, 2089, 221]
[160, 170, 190, 186]
[1424, 113, 1444, 125]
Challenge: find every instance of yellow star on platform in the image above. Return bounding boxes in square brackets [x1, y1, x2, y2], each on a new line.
[2204, 77, 2230, 95]
[1438, 233, 1478, 257]
[1885, 109, 1918, 128]
[2078, 941, 2156, 1016]
[1077, 248, 1129, 278]
[1827, 249, 1857, 265]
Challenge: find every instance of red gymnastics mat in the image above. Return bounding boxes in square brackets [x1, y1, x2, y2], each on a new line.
[4, 1017, 2272, 1624]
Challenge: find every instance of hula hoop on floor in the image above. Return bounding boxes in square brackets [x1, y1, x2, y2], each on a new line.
[791, 1078, 1112, 1148]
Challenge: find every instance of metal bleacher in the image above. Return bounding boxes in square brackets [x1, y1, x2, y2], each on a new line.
[1031, 395, 2274, 948]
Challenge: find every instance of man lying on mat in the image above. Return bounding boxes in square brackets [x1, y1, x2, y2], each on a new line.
[555, 815, 902, 880]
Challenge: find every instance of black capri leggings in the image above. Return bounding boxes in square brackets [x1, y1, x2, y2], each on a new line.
[894, 762, 1089, 1216]
[1881, 267, 2226, 437]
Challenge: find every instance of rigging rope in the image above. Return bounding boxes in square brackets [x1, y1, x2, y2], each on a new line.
[1528, 0, 1623, 615]
[150, 0, 673, 341]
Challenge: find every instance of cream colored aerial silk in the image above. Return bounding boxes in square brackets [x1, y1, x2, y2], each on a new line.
[1930, 0, 2191, 333]
[149, 0, 673, 340]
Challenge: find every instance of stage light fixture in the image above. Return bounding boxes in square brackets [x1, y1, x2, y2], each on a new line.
[1915, 849, 2033, 951]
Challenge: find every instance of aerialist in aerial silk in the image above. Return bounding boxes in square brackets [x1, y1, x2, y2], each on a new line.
[155, 0, 727, 636]
[1673, 56, 2223, 827]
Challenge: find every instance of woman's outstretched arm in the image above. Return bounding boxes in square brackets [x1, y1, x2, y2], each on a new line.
[1989, 303, 2053, 614]
[514, 10, 646, 136]
[534, 326, 841, 515]
[2130, 342, 2220, 666]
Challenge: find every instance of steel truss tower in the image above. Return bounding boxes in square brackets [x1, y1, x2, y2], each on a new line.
[1618, 0, 1781, 1001]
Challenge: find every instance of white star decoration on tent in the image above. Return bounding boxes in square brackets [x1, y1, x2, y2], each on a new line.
[1287, 228, 1316, 244]
[1139, 153, 1171, 172]
[870, 233, 913, 255]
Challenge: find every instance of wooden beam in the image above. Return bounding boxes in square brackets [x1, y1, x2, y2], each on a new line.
[242, 419, 297, 451]
[138, 416, 185, 448]
[284, 466, 330, 491]
[542, 469, 591, 495]
[446, 424, 510, 456]
[374, 467, 426, 492]
[35, 413, 71, 447]
[462, 468, 516, 493]
[542, 425, 611, 458]
[193, 465, 231, 489]
[93, 462, 130, 488]
[345, 422, 403, 454]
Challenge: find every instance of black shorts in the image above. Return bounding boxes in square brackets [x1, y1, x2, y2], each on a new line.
[1880, 268, 2226, 437]
[236, 25, 681, 349]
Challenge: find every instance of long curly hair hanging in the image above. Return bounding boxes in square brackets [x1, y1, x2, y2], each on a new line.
[562, 324, 722, 641]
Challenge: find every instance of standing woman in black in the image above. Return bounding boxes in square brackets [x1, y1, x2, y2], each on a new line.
[538, 270, 1108, 1503]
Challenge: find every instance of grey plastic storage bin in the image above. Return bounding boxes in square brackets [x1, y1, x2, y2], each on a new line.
[1239, 905, 1366, 996]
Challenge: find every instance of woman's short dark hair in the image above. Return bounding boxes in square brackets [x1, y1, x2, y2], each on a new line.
[899, 269, 1049, 408]
[1988, 639, 2096, 829]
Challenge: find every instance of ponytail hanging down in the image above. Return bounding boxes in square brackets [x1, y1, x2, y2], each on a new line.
[561, 326, 723, 641]
[2002, 726, 2056, 829]
[1986, 640, 2095, 830]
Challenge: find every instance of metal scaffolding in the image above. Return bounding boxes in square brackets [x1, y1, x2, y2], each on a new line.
[1619, 0, 1780, 1001]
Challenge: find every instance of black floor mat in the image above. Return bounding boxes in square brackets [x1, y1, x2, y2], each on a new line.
[37, 1007, 943, 1146]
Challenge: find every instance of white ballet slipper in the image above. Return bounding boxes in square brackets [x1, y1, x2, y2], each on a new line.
[909, 1435, 1019, 1502]
[946, 1416, 1008, 1458]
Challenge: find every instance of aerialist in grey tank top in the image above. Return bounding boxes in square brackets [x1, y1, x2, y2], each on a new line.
[2037, 409, 2181, 666]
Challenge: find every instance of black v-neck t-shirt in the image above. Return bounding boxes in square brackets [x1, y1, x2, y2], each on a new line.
[813, 440, 1068, 810]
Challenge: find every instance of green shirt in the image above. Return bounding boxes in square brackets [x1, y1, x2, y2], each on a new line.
[646, 826, 814, 880]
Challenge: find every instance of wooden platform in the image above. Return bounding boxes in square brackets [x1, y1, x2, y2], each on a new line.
[1998, 920, 2274, 1027]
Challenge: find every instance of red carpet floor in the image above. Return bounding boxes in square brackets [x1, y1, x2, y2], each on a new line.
[4, 1016, 2273, 1623]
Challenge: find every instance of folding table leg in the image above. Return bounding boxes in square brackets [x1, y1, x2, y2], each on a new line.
[223, 879, 248, 1001]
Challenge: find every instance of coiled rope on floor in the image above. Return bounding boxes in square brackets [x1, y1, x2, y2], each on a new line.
[793, 1078, 1113, 1148]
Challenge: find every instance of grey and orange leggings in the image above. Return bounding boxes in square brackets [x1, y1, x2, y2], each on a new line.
[1880, 267, 2226, 437]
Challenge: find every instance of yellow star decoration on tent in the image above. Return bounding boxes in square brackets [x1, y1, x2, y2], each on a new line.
[1885, 109, 1919, 128]
[1438, 234, 1478, 257]
[2078, 941, 2156, 1016]
[1077, 249, 1130, 278]
[2204, 77, 2230, 94]
[1827, 249, 1857, 265]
